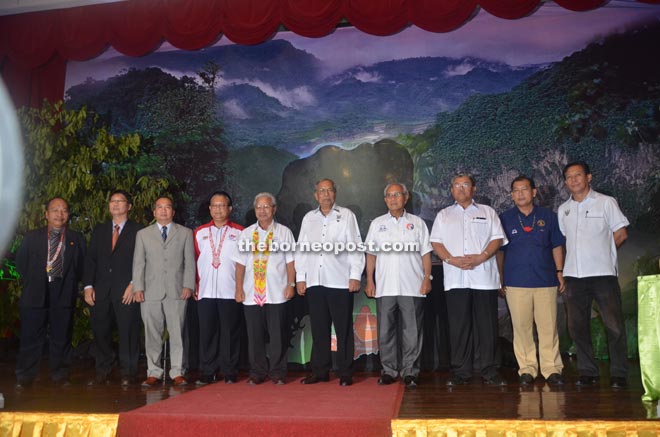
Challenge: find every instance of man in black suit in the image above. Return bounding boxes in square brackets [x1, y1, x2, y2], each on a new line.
[15, 197, 85, 388]
[83, 190, 143, 386]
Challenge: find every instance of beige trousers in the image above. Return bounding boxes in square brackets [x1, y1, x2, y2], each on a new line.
[506, 286, 563, 378]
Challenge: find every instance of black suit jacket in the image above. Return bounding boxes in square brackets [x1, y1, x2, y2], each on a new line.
[83, 220, 142, 301]
[15, 226, 85, 308]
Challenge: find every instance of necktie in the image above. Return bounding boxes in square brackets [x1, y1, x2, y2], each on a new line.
[112, 224, 120, 251]
[48, 230, 63, 278]
[161, 225, 168, 242]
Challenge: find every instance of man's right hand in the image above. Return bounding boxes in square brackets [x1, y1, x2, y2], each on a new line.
[296, 281, 307, 296]
[364, 280, 376, 298]
[84, 287, 95, 306]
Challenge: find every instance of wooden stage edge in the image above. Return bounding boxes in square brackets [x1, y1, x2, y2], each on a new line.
[1, 360, 659, 436]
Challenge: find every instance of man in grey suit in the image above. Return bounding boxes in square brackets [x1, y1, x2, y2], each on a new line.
[132, 196, 196, 387]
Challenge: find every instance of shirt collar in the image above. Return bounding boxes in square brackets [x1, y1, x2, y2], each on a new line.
[315, 204, 339, 216]
[388, 209, 407, 222]
[452, 200, 478, 211]
[112, 219, 127, 231]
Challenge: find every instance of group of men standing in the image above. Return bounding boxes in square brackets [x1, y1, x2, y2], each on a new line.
[14, 160, 630, 390]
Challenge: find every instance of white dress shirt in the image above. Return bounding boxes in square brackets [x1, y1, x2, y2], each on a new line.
[194, 221, 243, 300]
[558, 188, 629, 278]
[430, 201, 507, 290]
[233, 222, 294, 306]
[295, 205, 365, 288]
[365, 211, 432, 298]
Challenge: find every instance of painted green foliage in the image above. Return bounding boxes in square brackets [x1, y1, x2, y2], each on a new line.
[1, 100, 170, 343]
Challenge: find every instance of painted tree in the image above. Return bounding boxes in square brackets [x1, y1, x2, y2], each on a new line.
[1, 100, 170, 343]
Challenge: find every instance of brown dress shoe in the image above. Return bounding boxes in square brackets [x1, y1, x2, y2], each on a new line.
[141, 376, 162, 387]
[173, 376, 188, 386]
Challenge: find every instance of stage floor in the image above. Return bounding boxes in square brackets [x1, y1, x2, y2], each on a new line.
[0, 355, 658, 422]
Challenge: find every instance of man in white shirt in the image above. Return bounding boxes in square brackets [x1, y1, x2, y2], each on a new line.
[295, 179, 365, 386]
[558, 161, 629, 388]
[430, 173, 507, 386]
[234, 192, 295, 385]
[193, 191, 244, 385]
[365, 183, 432, 388]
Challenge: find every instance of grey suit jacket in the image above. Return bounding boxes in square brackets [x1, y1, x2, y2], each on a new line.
[132, 222, 196, 300]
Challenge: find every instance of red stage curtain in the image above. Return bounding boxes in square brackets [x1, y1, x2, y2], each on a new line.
[0, 0, 657, 108]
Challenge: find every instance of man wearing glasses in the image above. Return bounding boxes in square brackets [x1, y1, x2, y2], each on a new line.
[496, 176, 565, 386]
[83, 190, 143, 386]
[364, 183, 432, 388]
[295, 178, 365, 386]
[193, 191, 244, 385]
[430, 173, 507, 386]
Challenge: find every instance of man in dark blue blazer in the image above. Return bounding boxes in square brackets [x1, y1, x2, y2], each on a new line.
[15, 197, 85, 388]
[83, 190, 143, 386]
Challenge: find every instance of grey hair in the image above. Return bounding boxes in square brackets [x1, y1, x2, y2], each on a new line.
[451, 173, 476, 187]
[253, 192, 277, 208]
[383, 183, 409, 197]
[314, 178, 337, 193]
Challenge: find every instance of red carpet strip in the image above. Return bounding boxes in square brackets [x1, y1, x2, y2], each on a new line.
[117, 376, 403, 436]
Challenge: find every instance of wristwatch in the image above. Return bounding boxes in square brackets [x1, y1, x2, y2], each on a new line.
[425, 274, 434, 280]
[288, 282, 296, 287]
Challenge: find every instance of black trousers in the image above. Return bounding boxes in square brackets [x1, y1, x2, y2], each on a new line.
[446, 288, 500, 379]
[89, 294, 141, 378]
[197, 297, 243, 378]
[244, 303, 288, 379]
[16, 281, 74, 383]
[564, 276, 628, 378]
[306, 286, 354, 378]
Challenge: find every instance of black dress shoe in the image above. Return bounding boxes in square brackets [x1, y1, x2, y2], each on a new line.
[519, 373, 534, 385]
[54, 379, 71, 387]
[224, 375, 237, 384]
[121, 377, 132, 387]
[247, 376, 265, 385]
[546, 373, 564, 385]
[610, 377, 627, 388]
[339, 376, 353, 386]
[88, 374, 110, 386]
[196, 375, 215, 386]
[378, 374, 396, 385]
[403, 375, 418, 388]
[272, 378, 286, 385]
[446, 376, 471, 386]
[15, 379, 33, 390]
[483, 374, 507, 386]
[576, 375, 599, 386]
[300, 374, 329, 384]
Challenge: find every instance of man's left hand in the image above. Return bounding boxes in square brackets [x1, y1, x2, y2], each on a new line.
[348, 279, 361, 293]
[181, 287, 192, 299]
[420, 278, 432, 295]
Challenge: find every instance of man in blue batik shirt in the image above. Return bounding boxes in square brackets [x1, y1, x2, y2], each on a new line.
[497, 175, 566, 386]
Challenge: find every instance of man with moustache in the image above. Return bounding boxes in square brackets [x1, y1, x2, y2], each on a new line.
[234, 192, 295, 385]
[497, 176, 565, 386]
[133, 196, 196, 387]
[15, 197, 85, 388]
[430, 173, 507, 386]
[193, 191, 244, 385]
[295, 178, 365, 386]
[558, 161, 629, 388]
[365, 183, 433, 388]
[83, 190, 143, 386]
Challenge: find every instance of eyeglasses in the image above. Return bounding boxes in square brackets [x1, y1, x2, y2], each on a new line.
[255, 205, 274, 210]
[453, 182, 471, 189]
[210, 203, 229, 209]
[511, 187, 531, 194]
[109, 199, 128, 204]
[316, 188, 335, 194]
[385, 192, 405, 199]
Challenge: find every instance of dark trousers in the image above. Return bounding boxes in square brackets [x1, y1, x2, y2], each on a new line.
[564, 276, 628, 378]
[446, 288, 500, 379]
[377, 296, 424, 378]
[244, 303, 288, 379]
[16, 281, 74, 383]
[306, 286, 354, 378]
[89, 295, 141, 378]
[198, 297, 243, 378]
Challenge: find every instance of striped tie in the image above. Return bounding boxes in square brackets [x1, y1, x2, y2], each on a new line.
[161, 226, 168, 242]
